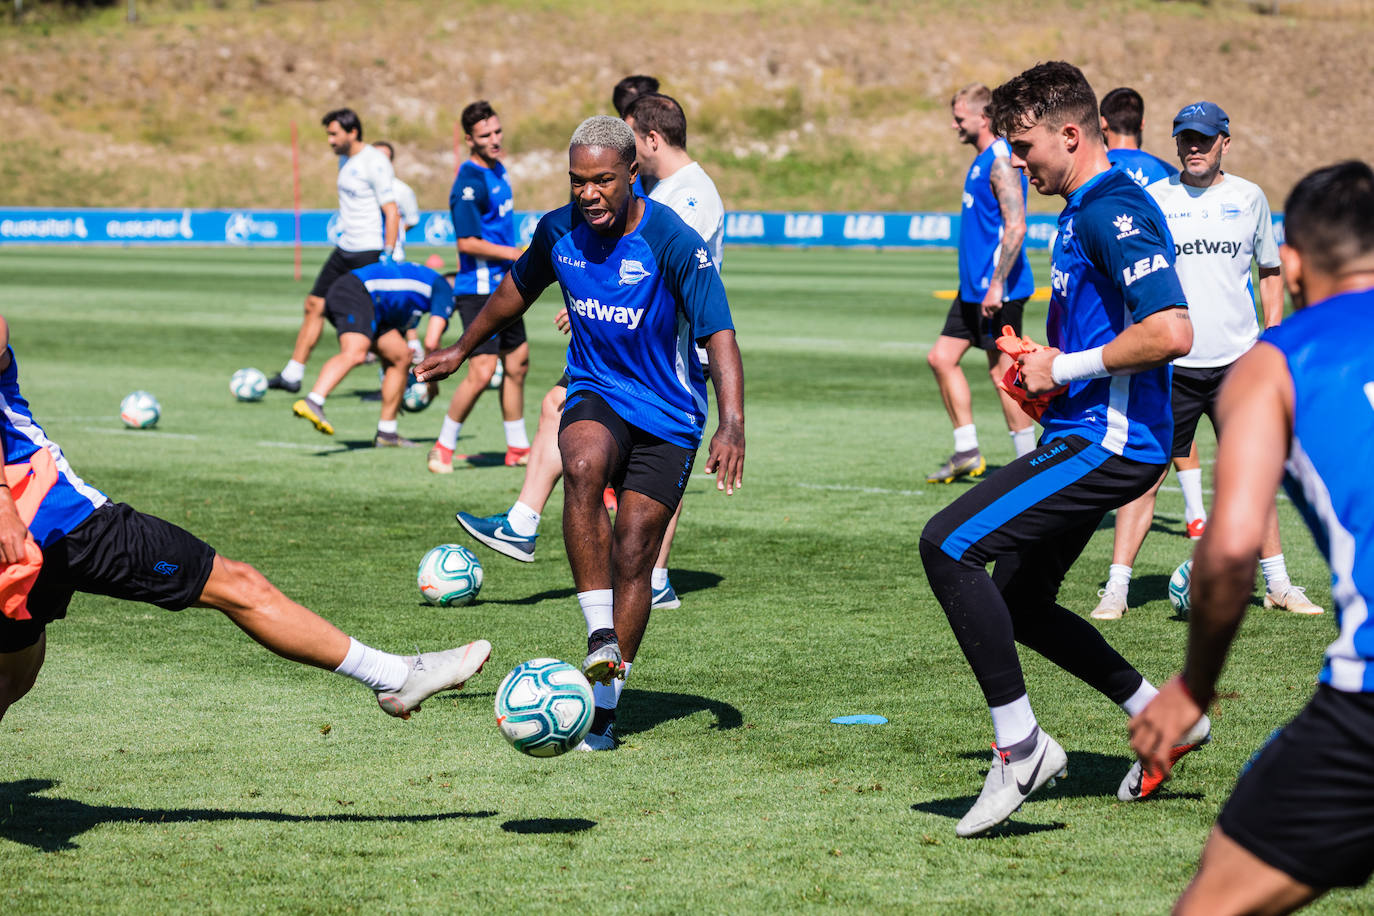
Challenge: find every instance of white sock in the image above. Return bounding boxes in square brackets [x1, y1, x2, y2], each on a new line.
[281, 360, 306, 384]
[651, 567, 669, 590]
[592, 661, 631, 710]
[1261, 554, 1290, 592]
[1178, 468, 1206, 524]
[1010, 426, 1037, 457]
[334, 637, 409, 692]
[377, 418, 398, 435]
[953, 424, 978, 453]
[438, 416, 462, 450]
[504, 418, 530, 449]
[989, 694, 1037, 748]
[1120, 678, 1158, 717]
[578, 589, 614, 637]
[307, 392, 326, 409]
[1108, 564, 1133, 588]
[507, 500, 541, 537]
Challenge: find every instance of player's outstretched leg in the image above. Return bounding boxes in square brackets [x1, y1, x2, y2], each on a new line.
[0, 633, 47, 724]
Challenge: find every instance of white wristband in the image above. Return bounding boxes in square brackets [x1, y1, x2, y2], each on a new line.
[1050, 346, 1108, 385]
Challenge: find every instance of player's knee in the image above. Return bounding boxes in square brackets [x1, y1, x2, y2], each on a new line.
[465, 361, 496, 387]
[562, 452, 607, 492]
[208, 557, 279, 615]
[502, 356, 529, 384]
[927, 348, 954, 373]
[540, 389, 563, 422]
[0, 658, 41, 715]
[304, 296, 325, 317]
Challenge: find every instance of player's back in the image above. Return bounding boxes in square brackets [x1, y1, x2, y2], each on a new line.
[353, 261, 451, 328]
[1108, 148, 1179, 188]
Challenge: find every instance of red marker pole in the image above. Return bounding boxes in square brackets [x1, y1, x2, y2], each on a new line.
[291, 120, 302, 282]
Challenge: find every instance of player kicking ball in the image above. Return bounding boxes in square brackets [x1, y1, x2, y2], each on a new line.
[0, 314, 488, 725]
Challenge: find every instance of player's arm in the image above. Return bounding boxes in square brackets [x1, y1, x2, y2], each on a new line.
[382, 201, 400, 255]
[702, 329, 744, 495]
[457, 236, 523, 263]
[1129, 343, 1293, 776]
[0, 315, 32, 566]
[1258, 267, 1283, 328]
[983, 156, 1028, 316]
[414, 273, 534, 383]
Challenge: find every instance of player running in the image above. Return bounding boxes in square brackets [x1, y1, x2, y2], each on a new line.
[0, 315, 488, 725]
[920, 62, 1206, 837]
[426, 101, 531, 473]
[291, 260, 452, 446]
[926, 84, 1037, 483]
[454, 91, 724, 612]
[417, 116, 744, 753]
[269, 108, 399, 394]
[1130, 160, 1374, 914]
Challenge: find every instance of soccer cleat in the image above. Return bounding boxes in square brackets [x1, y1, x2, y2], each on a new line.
[1118, 714, 1211, 801]
[505, 446, 531, 467]
[1186, 518, 1207, 540]
[575, 722, 616, 752]
[376, 639, 492, 719]
[926, 449, 986, 484]
[456, 511, 537, 562]
[374, 430, 418, 448]
[956, 728, 1067, 838]
[582, 627, 625, 686]
[1091, 581, 1130, 620]
[292, 398, 334, 435]
[427, 444, 454, 474]
[267, 372, 301, 394]
[651, 581, 681, 610]
[603, 486, 618, 512]
[1264, 585, 1325, 615]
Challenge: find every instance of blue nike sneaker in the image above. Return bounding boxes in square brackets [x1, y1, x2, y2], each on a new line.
[456, 511, 537, 562]
[651, 580, 681, 610]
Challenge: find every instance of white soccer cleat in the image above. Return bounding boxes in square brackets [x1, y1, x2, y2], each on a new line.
[1118, 714, 1211, 802]
[956, 728, 1067, 838]
[1091, 581, 1130, 620]
[376, 640, 492, 719]
[1264, 585, 1324, 615]
[575, 723, 616, 752]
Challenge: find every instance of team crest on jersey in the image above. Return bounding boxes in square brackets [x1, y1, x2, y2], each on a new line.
[461, 186, 476, 201]
[970, 165, 981, 181]
[619, 259, 651, 286]
[1126, 167, 1148, 187]
[1220, 203, 1242, 221]
[695, 248, 712, 269]
[685, 195, 698, 208]
[1113, 214, 1139, 239]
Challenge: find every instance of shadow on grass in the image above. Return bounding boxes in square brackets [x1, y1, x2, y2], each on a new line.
[943, 749, 1206, 802]
[0, 779, 498, 853]
[482, 569, 723, 608]
[501, 817, 596, 834]
[616, 688, 743, 738]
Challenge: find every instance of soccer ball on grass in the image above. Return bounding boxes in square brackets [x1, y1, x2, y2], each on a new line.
[494, 658, 595, 757]
[1168, 558, 1192, 616]
[402, 372, 432, 412]
[417, 543, 483, 606]
[230, 367, 268, 401]
[119, 390, 161, 429]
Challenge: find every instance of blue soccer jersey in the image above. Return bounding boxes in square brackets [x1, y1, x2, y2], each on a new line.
[1107, 148, 1180, 188]
[0, 348, 107, 548]
[1039, 168, 1187, 463]
[352, 261, 453, 334]
[449, 159, 515, 296]
[511, 198, 734, 448]
[1264, 289, 1374, 692]
[958, 138, 1035, 303]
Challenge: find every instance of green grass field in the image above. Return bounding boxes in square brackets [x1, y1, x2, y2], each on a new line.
[0, 245, 1361, 913]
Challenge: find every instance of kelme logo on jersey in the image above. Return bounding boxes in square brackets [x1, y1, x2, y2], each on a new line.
[1113, 214, 1139, 239]
[570, 297, 645, 330]
[619, 259, 651, 286]
[694, 248, 712, 270]
[1123, 253, 1171, 286]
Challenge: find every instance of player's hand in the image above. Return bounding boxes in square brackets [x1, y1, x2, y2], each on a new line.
[1129, 676, 1207, 779]
[0, 490, 30, 566]
[980, 283, 1004, 319]
[1017, 347, 1063, 396]
[414, 346, 464, 383]
[704, 419, 744, 495]
[554, 307, 570, 334]
[378, 250, 394, 266]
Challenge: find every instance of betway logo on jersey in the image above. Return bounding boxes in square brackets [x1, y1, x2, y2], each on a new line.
[1051, 263, 1071, 296]
[570, 297, 645, 330]
[498, 198, 514, 218]
[1122, 253, 1170, 285]
[1176, 239, 1242, 257]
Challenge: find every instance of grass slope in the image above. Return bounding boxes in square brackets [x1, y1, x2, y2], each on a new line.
[0, 245, 1364, 913]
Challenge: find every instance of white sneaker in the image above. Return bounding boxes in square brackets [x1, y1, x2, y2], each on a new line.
[1118, 714, 1210, 801]
[376, 640, 492, 719]
[1264, 585, 1324, 615]
[1091, 581, 1130, 620]
[956, 729, 1067, 838]
[575, 723, 615, 751]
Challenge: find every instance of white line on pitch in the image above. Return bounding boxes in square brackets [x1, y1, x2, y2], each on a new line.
[77, 426, 200, 440]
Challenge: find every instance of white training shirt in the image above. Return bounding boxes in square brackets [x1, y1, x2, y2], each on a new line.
[391, 176, 421, 260]
[335, 144, 397, 253]
[648, 161, 725, 269]
[1147, 173, 1280, 368]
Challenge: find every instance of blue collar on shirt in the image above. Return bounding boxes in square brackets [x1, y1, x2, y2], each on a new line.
[1065, 167, 1113, 207]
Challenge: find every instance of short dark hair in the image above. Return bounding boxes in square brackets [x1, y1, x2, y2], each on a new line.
[372, 140, 395, 161]
[321, 107, 362, 141]
[1100, 87, 1145, 139]
[613, 75, 660, 117]
[1283, 160, 1374, 275]
[462, 100, 498, 137]
[990, 61, 1102, 142]
[623, 93, 687, 150]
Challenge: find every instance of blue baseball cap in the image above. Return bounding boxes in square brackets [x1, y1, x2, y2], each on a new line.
[1172, 101, 1230, 137]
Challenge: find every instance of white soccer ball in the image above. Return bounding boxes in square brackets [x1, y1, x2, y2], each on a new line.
[487, 360, 504, 391]
[230, 367, 268, 402]
[119, 390, 161, 429]
[417, 543, 483, 607]
[402, 375, 432, 412]
[1168, 558, 1193, 616]
[494, 658, 595, 757]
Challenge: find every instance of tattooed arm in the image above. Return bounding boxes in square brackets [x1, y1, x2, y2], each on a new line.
[982, 156, 1028, 317]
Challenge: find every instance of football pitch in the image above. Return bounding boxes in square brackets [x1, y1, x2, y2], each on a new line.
[0, 245, 1359, 913]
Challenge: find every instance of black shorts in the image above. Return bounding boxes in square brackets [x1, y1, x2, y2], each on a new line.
[324, 273, 377, 339]
[0, 502, 217, 653]
[1218, 685, 1374, 889]
[309, 247, 381, 299]
[940, 296, 1028, 352]
[1170, 364, 1230, 458]
[559, 390, 696, 511]
[456, 294, 527, 357]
